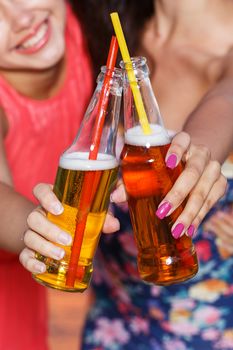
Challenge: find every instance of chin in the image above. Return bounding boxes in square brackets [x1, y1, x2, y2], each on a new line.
[29, 43, 65, 70]
[37, 55, 64, 70]
[46, 44, 64, 64]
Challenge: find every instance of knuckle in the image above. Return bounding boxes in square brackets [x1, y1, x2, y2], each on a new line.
[198, 198, 213, 221]
[196, 144, 211, 160]
[33, 183, 53, 203]
[219, 175, 228, 195]
[23, 230, 31, 245]
[177, 131, 191, 144]
[219, 186, 227, 199]
[33, 183, 45, 197]
[181, 211, 194, 226]
[171, 132, 190, 151]
[204, 197, 213, 213]
[186, 165, 201, 180]
[192, 190, 206, 205]
[193, 213, 203, 227]
[209, 160, 221, 177]
[46, 224, 58, 241]
[27, 210, 41, 228]
[38, 241, 48, 254]
[170, 188, 186, 204]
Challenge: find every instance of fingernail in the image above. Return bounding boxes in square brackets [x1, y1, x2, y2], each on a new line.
[50, 202, 63, 215]
[166, 153, 177, 169]
[52, 247, 65, 260]
[35, 263, 46, 274]
[172, 223, 184, 239]
[57, 232, 72, 245]
[187, 224, 196, 238]
[156, 201, 172, 219]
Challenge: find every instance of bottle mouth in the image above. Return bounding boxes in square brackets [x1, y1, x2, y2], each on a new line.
[119, 56, 147, 70]
[100, 65, 123, 79]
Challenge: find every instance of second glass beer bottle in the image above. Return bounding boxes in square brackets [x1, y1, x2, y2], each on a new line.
[120, 57, 198, 285]
[34, 66, 122, 292]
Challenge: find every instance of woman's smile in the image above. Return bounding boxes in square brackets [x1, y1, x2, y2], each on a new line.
[14, 18, 51, 54]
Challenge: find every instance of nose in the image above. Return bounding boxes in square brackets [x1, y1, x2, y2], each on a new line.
[7, 4, 34, 32]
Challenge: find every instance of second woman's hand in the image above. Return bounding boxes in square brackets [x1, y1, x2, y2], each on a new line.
[111, 131, 227, 239]
[156, 132, 227, 238]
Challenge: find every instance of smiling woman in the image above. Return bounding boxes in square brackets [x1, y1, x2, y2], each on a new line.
[0, 0, 66, 70]
[0, 0, 93, 348]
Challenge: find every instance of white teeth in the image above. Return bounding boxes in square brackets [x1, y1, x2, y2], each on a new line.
[20, 22, 48, 49]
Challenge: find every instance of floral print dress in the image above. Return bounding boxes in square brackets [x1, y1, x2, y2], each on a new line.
[82, 171, 233, 350]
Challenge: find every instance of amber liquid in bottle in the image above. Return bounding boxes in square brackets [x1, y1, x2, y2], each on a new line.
[121, 128, 198, 285]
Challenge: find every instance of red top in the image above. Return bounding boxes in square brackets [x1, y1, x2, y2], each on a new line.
[0, 5, 93, 349]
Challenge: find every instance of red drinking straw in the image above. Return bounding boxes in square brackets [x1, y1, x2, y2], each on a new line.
[66, 36, 119, 287]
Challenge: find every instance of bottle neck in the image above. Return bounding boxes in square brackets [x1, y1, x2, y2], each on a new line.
[120, 56, 149, 82]
[96, 66, 123, 94]
[65, 66, 123, 159]
[120, 56, 166, 136]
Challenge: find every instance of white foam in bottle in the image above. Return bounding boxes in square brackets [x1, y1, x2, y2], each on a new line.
[59, 152, 118, 171]
[125, 124, 170, 147]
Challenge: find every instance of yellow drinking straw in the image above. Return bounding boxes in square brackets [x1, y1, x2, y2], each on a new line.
[110, 12, 152, 135]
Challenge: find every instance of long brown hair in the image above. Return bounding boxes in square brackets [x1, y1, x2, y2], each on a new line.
[69, 0, 154, 76]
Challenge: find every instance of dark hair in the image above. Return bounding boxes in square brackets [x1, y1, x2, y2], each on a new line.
[69, 0, 154, 76]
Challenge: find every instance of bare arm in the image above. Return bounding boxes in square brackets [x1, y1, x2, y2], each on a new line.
[184, 50, 233, 163]
[0, 110, 35, 253]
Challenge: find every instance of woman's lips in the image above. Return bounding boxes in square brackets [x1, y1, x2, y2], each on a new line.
[15, 19, 51, 54]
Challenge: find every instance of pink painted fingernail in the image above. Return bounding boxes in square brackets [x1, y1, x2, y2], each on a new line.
[187, 224, 196, 238]
[156, 201, 172, 219]
[172, 223, 184, 239]
[166, 153, 177, 169]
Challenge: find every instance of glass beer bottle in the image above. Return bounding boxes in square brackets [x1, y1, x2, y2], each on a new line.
[120, 57, 198, 285]
[34, 66, 122, 292]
